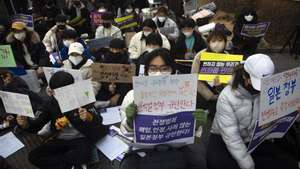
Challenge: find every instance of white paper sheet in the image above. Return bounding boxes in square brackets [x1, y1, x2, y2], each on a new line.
[95, 134, 129, 161]
[101, 106, 121, 125]
[0, 91, 35, 118]
[0, 132, 25, 158]
[20, 69, 41, 93]
[43, 67, 83, 83]
[54, 79, 96, 113]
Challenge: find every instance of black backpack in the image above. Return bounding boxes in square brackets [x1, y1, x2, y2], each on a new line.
[119, 145, 189, 169]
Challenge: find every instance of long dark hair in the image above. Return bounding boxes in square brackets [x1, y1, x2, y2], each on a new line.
[231, 64, 250, 90]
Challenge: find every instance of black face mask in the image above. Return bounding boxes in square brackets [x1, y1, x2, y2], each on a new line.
[57, 25, 66, 30]
[105, 51, 127, 64]
[103, 23, 112, 28]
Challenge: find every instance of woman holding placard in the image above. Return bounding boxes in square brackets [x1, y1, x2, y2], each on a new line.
[207, 54, 299, 169]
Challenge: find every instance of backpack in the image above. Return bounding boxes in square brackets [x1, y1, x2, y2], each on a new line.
[119, 145, 189, 169]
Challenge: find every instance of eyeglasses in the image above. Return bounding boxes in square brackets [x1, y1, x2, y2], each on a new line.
[148, 65, 171, 73]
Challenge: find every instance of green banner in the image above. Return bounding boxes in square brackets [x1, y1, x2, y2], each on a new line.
[0, 45, 16, 67]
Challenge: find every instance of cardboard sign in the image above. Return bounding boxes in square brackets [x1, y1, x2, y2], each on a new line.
[133, 74, 198, 114]
[259, 67, 300, 126]
[91, 63, 136, 83]
[54, 79, 96, 113]
[0, 45, 16, 67]
[248, 111, 298, 152]
[0, 91, 34, 118]
[90, 12, 105, 27]
[114, 15, 138, 30]
[241, 22, 271, 38]
[43, 67, 83, 83]
[198, 52, 243, 84]
[12, 14, 34, 30]
[134, 111, 195, 145]
[86, 37, 113, 51]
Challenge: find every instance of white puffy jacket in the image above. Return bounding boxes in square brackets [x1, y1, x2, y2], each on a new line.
[95, 25, 123, 39]
[211, 85, 260, 169]
[128, 31, 171, 60]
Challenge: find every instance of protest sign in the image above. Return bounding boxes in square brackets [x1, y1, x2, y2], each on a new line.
[133, 74, 197, 145]
[54, 79, 96, 113]
[91, 63, 136, 83]
[0, 91, 34, 118]
[198, 52, 243, 84]
[86, 37, 113, 51]
[0, 45, 16, 67]
[100, 106, 122, 125]
[11, 14, 34, 30]
[248, 111, 298, 153]
[241, 22, 271, 38]
[90, 12, 105, 27]
[20, 69, 41, 93]
[259, 67, 300, 126]
[134, 111, 195, 145]
[133, 74, 198, 114]
[49, 52, 61, 65]
[43, 67, 83, 83]
[0, 132, 24, 158]
[184, 0, 197, 16]
[115, 15, 138, 30]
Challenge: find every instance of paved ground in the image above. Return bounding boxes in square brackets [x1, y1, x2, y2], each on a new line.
[3, 51, 300, 169]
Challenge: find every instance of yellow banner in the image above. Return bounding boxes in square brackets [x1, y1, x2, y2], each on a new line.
[198, 52, 243, 84]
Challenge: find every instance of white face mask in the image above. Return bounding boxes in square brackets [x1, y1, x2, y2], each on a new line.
[183, 31, 193, 38]
[135, 8, 140, 14]
[148, 71, 171, 76]
[210, 41, 225, 53]
[158, 16, 166, 22]
[244, 14, 254, 22]
[14, 32, 26, 41]
[143, 31, 152, 37]
[126, 8, 133, 13]
[69, 55, 83, 65]
[63, 40, 74, 47]
[98, 8, 106, 12]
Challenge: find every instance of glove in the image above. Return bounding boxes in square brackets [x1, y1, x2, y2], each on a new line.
[125, 103, 138, 129]
[193, 109, 208, 129]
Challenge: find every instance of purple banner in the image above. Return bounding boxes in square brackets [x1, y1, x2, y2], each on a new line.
[241, 22, 271, 38]
[248, 111, 298, 152]
[134, 111, 195, 144]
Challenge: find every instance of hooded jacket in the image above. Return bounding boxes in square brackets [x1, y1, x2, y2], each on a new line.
[211, 85, 259, 169]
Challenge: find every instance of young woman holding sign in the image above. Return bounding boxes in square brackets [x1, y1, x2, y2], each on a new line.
[206, 54, 299, 169]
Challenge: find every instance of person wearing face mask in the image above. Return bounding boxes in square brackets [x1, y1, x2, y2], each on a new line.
[172, 18, 206, 61]
[231, 7, 261, 58]
[119, 3, 143, 33]
[96, 38, 132, 106]
[62, 42, 101, 95]
[43, 14, 75, 53]
[152, 6, 179, 40]
[120, 48, 176, 136]
[191, 30, 228, 115]
[65, 0, 92, 36]
[95, 12, 123, 39]
[60, 29, 92, 63]
[128, 19, 170, 61]
[207, 54, 299, 169]
[6, 21, 50, 69]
